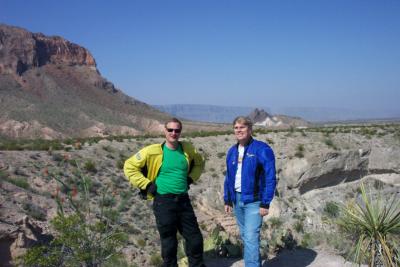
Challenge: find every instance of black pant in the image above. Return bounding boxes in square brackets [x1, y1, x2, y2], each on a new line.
[153, 193, 205, 267]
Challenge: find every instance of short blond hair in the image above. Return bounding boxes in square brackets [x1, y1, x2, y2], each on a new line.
[164, 117, 182, 129]
[232, 116, 253, 130]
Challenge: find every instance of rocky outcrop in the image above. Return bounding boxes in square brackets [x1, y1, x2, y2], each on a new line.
[0, 24, 96, 76]
[296, 150, 370, 194]
[0, 119, 64, 139]
[0, 216, 52, 266]
[248, 108, 310, 128]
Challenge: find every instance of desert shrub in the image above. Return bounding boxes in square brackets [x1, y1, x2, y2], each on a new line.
[9, 177, 30, 189]
[136, 239, 146, 248]
[203, 226, 241, 258]
[294, 220, 304, 233]
[22, 202, 47, 221]
[294, 144, 305, 158]
[268, 228, 297, 253]
[83, 160, 97, 173]
[324, 201, 340, 218]
[217, 152, 226, 159]
[116, 153, 128, 170]
[324, 138, 338, 150]
[52, 153, 64, 162]
[149, 253, 163, 266]
[300, 233, 312, 248]
[0, 169, 9, 179]
[102, 145, 114, 153]
[268, 217, 283, 228]
[266, 137, 274, 144]
[101, 196, 116, 207]
[116, 158, 125, 169]
[373, 179, 384, 190]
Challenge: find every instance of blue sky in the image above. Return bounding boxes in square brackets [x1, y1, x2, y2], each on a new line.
[2, 0, 400, 113]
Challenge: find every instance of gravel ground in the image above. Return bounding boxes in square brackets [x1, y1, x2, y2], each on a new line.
[205, 248, 367, 267]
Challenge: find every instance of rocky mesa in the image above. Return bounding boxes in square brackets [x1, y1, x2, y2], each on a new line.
[0, 24, 227, 139]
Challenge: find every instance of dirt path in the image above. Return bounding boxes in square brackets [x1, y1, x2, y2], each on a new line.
[205, 248, 366, 267]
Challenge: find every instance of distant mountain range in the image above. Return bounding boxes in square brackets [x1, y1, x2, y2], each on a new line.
[155, 104, 400, 123]
[154, 104, 264, 123]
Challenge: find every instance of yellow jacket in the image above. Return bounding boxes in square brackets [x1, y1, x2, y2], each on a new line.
[124, 141, 204, 198]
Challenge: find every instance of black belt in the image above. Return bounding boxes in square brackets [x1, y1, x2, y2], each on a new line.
[156, 193, 189, 200]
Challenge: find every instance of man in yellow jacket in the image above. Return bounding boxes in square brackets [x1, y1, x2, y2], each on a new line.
[124, 117, 205, 267]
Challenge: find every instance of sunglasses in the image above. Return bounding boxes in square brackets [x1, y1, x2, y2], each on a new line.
[166, 128, 181, 133]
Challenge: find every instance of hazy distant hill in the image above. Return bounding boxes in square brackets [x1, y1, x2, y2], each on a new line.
[155, 104, 400, 123]
[154, 104, 272, 123]
[274, 107, 400, 122]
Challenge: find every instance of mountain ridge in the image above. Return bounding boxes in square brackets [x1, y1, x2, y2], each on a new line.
[155, 104, 400, 123]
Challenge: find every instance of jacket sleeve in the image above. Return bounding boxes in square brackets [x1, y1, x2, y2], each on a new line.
[123, 147, 151, 190]
[187, 143, 205, 182]
[223, 147, 232, 205]
[259, 145, 276, 208]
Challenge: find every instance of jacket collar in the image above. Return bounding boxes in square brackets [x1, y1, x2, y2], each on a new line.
[235, 137, 254, 149]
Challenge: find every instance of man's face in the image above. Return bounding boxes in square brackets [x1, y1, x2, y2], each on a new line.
[164, 122, 182, 144]
[234, 122, 252, 144]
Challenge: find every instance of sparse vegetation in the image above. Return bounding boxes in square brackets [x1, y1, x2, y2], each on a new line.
[8, 176, 30, 189]
[324, 201, 340, 218]
[149, 253, 163, 266]
[1, 123, 399, 266]
[21, 168, 128, 267]
[22, 202, 47, 221]
[83, 160, 97, 173]
[294, 144, 305, 158]
[268, 217, 284, 228]
[217, 152, 226, 158]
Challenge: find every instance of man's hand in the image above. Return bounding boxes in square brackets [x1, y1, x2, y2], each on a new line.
[146, 182, 157, 195]
[224, 204, 233, 213]
[260, 207, 269, 217]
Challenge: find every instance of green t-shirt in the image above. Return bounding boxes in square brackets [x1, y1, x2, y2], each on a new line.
[155, 145, 188, 194]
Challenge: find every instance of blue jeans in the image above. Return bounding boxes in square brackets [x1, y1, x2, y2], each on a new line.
[234, 192, 262, 267]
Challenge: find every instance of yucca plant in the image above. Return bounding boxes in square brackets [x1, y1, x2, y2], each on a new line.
[338, 182, 400, 267]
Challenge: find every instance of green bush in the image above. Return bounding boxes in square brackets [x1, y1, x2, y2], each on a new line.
[268, 217, 283, 228]
[324, 201, 340, 218]
[294, 221, 304, 233]
[136, 239, 146, 248]
[295, 144, 305, 158]
[83, 160, 97, 173]
[217, 152, 226, 159]
[149, 253, 163, 266]
[52, 153, 64, 162]
[22, 202, 47, 221]
[9, 177, 30, 189]
[324, 138, 338, 150]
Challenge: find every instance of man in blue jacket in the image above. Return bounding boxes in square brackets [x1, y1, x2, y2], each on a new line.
[224, 116, 276, 267]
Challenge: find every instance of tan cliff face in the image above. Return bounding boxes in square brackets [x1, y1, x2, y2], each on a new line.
[0, 24, 96, 76]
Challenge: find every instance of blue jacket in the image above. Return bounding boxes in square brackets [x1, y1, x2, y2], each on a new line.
[224, 138, 276, 208]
